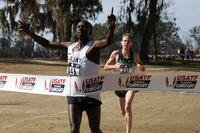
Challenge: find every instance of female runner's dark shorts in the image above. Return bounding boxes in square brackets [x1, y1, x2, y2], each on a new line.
[67, 96, 102, 109]
[115, 90, 128, 97]
[115, 90, 139, 97]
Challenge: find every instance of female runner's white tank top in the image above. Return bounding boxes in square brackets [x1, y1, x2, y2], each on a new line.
[67, 41, 100, 100]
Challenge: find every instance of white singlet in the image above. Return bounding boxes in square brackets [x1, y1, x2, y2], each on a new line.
[67, 41, 100, 100]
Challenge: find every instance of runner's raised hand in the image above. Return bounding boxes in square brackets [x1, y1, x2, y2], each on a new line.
[107, 7, 116, 29]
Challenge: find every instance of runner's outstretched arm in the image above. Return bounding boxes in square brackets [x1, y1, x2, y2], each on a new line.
[18, 20, 70, 50]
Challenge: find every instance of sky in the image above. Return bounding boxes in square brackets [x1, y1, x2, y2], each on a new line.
[94, 0, 200, 40]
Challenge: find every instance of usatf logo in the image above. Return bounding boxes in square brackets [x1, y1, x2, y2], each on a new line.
[165, 75, 198, 89]
[119, 75, 152, 88]
[0, 76, 7, 88]
[45, 78, 66, 93]
[15, 77, 36, 90]
[75, 76, 104, 93]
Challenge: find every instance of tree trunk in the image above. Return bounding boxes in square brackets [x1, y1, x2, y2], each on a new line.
[140, 24, 152, 63]
[153, 25, 158, 60]
[140, 0, 158, 63]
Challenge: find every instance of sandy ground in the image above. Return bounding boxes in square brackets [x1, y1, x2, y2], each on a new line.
[0, 59, 200, 133]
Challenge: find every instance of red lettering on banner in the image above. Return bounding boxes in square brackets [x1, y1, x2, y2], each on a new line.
[51, 79, 66, 84]
[176, 75, 198, 81]
[85, 76, 105, 84]
[129, 75, 152, 81]
[75, 81, 79, 92]
[0, 76, 7, 80]
[21, 77, 36, 83]
[165, 77, 169, 87]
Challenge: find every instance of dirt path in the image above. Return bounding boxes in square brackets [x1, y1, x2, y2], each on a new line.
[0, 59, 200, 133]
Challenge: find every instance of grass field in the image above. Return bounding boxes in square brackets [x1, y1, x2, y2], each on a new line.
[0, 58, 200, 133]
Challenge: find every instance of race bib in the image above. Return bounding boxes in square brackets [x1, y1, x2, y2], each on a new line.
[120, 66, 135, 74]
[67, 62, 81, 76]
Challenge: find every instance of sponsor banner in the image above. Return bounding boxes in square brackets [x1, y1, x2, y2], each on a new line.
[0, 75, 7, 88]
[70, 75, 108, 96]
[164, 72, 200, 92]
[0, 73, 70, 96]
[0, 72, 200, 97]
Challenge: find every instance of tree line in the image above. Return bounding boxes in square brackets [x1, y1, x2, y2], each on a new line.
[0, 0, 199, 62]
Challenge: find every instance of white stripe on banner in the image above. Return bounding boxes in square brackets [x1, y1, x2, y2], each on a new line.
[0, 72, 200, 96]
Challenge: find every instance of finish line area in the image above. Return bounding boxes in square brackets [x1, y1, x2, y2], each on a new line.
[0, 71, 200, 133]
[0, 72, 200, 96]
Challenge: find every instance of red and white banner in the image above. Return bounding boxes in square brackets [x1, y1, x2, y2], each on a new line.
[0, 72, 200, 96]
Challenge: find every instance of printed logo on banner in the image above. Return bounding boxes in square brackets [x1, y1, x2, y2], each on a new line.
[75, 76, 105, 93]
[15, 77, 36, 90]
[165, 75, 198, 89]
[0, 76, 7, 88]
[45, 78, 66, 93]
[119, 75, 152, 88]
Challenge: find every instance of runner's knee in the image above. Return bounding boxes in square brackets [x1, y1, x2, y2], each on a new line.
[125, 104, 132, 113]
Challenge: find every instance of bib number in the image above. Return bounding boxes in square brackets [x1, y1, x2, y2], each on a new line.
[120, 66, 134, 74]
[67, 63, 80, 76]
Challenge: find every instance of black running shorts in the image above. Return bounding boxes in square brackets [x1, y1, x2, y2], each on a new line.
[67, 96, 102, 109]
